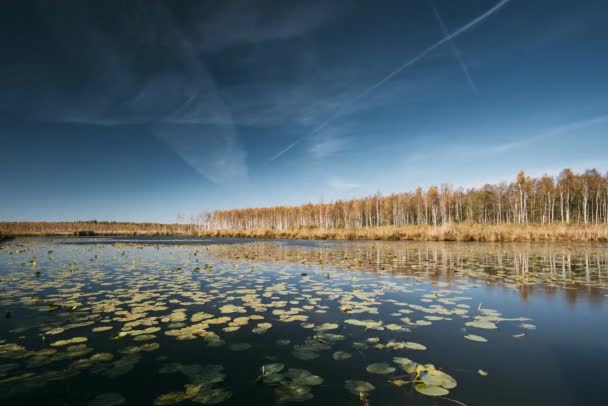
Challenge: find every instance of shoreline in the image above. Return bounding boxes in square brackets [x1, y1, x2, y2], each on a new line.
[2, 223, 608, 242]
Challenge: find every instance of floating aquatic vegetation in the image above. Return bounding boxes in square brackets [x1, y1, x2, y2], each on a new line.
[191, 387, 232, 404]
[252, 322, 272, 334]
[344, 380, 375, 395]
[92, 326, 113, 333]
[219, 305, 246, 314]
[366, 363, 396, 374]
[156, 363, 230, 404]
[50, 336, 87, 347]
[260, 362, 285, 377]
[332, 351, 352, 361]
[414, 383, 449, 396]
[98, 354, 142, 378]
[393, 357, 417, 374]
[465, 320, 498, 330]
[464, 334, 488, 343]
[191, 312, 214, 322]
[418, 365, 457, 389]
[2, 239, 585, 406]
[286, 368, 323, 386]
[313, 323, 338, 332]
[274, 383, 313, 402]
[344, 319, 384, 330]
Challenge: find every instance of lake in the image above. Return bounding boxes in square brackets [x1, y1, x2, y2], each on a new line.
[1, 237, 607, 405]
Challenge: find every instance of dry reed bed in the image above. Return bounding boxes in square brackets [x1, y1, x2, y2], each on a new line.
[2, 222, 608, 242]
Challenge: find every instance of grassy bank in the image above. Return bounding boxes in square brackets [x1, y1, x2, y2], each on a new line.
[1, 222, 608, 242]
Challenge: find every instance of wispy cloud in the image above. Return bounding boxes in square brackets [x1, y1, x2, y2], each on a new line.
[309, 128, 353, 159]
[308, 0, 511, 137]
[191, 0, 336, 51]
[155, 129, 249, 186]
[268, 0, 511, 161]
[484, 113, 608, 154]
[327, 177, 361, 191]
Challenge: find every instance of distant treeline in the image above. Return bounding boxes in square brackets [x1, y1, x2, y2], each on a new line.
[0, 221, 193, 236]
[200, 168, 608, 230]
[2, 168, 608, 242]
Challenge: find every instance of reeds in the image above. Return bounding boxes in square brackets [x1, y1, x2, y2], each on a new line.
[2, 222, 607, 242]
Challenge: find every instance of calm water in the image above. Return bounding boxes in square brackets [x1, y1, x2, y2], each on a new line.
[1, 237, 607, 405]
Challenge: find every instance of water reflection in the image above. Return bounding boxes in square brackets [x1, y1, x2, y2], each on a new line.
[208, 241, 608, 304]
[0, 238, 606, 406]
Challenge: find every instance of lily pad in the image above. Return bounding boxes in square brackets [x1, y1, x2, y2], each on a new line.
[366, 363, 396, 375]
[275, 383, 313, 402]
[344, 380, 375, 394]
[332, 351, 352, 361]
[464, 334, 488, 343]
[261, 363, 285, 375]
[286, 368, 324, 386]
[414, 383, 449, 396]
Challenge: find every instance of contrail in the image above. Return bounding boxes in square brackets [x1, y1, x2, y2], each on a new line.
[268, 139, 300, 162]
[269, 0, 510, 161]
[430, 0, 478, 93]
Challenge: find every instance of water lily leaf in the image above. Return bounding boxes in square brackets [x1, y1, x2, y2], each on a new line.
[414, 384, 449, 396]
[404, 342, 427, 350]
[191, 312, 214, 322]
[419, 367, 457, 389]
[313, 323, 338, 332]
[478, 369, 488, 376]
[274, 383, 313, 402]
[366, 363, 395, 375]
[332, 351, 352, 361]
[261, 363, 285, 375]
[263, 373, 284, 384]
[50, 336, 88, 347]
[219, 305, 246, 314]
[390, 379, 409, 387]
[464, 334, 488, 343]
[192, 388, 232, 404]
[393, 357, 417, 374]
[92, 326, 113, 333]
[465, 320, 498, 330]
[344, 380, 375, 394]
[344, 319, 384, 330]
[286, 368, 323, 386]
[292, 350, 319, 360]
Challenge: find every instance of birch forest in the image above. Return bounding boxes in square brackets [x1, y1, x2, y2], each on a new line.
[198, 169, 608, 230]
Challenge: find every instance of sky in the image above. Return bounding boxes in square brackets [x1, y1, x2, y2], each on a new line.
[1, 0, 607, 223]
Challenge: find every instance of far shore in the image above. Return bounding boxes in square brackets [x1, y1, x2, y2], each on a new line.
[2, 222, 608, 242]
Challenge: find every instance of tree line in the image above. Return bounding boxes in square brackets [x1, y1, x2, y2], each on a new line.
[195, 168, 608, 230]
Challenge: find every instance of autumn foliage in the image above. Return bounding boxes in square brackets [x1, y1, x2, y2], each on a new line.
[2, 168, 608, 241]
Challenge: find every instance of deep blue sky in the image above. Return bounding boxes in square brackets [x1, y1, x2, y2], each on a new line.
[1, 0, 607, 222]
